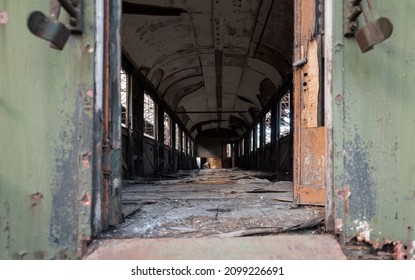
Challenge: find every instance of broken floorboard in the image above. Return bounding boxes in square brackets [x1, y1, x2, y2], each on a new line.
[103, 169, 324, 239]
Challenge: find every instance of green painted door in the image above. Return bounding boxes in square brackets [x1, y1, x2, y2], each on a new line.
[0, 1, 95, 259]
[329, 0, 415, 259]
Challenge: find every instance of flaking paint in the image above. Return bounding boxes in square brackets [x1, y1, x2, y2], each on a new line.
[330, 0, 415, 256]
[0, 0, 94, 259]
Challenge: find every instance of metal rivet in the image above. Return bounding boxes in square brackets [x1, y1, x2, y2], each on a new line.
[85, 44, 94, 54]
[0, 10, 9, 25]
[335, 94, 344, 105]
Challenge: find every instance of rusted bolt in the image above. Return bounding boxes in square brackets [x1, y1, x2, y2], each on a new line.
[85, 44, 94, 54]
[80, 193, 92, 206]
[335, 94, 344, 105]
[81, 152, 92, 168]
[0, 10, 9, 25]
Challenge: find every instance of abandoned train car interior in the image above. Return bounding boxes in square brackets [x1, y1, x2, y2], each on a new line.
[0, 0, 414, 260]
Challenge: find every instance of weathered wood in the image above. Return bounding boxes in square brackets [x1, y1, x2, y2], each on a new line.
[294, 0, 326, 208]
[301, 40, 320, 128]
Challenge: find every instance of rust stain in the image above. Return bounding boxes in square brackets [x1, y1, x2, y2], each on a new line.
[86, 89, 93, 98]
[0, 10, 9, 25]
[335, 218, 343, 232]
[34, 251, 47, 260]
[335, 186, 351, 215]
[81, 151, 92, 168]
[84, 44, 94, 54]
[393, 241, 406, 260]
[80, 192, 92, 207]
[30, 192, 43, 207]
[76, 235, 90, 257]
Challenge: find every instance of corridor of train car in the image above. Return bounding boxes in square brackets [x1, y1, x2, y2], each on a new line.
[87, 0, 335, 259]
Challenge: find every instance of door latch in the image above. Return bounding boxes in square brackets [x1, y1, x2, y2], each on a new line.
[27, 0, 83, 50]
[355, 17, 393, 53]
[344, 0, 393, 53]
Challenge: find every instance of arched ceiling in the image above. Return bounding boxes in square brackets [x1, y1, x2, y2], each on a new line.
[121, 0, 293, 139]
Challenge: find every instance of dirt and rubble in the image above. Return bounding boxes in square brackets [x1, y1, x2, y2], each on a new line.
[92, 169, 396, 259]
[102, 169, 325, 239]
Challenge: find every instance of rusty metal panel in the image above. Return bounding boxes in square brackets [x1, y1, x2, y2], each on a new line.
[330, 0, 415, 258]
[0, 0, 94, 259]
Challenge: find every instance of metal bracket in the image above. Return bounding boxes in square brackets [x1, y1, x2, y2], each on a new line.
[344, 0, 393, 53]
[344, 0, 362, 37]
[355, 17, 393, 53]
[58, 0, 83, 34]
[27, 0, 83, 50]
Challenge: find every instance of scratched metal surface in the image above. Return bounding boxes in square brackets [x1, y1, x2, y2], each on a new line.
[0, 0, 94, 259]
[331, 0, 415, 259]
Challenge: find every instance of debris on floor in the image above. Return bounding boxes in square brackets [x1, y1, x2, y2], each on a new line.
[102, 169, 324, 239]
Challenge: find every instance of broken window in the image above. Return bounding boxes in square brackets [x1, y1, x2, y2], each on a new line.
[164, 112, 171, 146]
[265, 110, 271, 144]
[256, 122, 261, 149]
[120, 68, 129, 127]
[226, 143, 232, 158]
[175, 124, 180, 150]
[143, 92, 156, 139]
[279, 90, 291, 138]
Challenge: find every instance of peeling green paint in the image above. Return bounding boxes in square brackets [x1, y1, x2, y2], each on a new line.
[331, 0, 415, 257]
[0, 0, 94, 259]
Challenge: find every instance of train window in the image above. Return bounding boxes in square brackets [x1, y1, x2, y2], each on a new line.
[265, 110, 271, 144]
[175, 124, 180, 150]
[241, 138, 244, 156]
[250, 131, 254, 152]
[182, 131, 186, 154]
[186, 135, 190, 155]
[164, 112, 171, 146]
[279, 90, 291, 138]
[256, 123, 261, 149]
[120, 68, 129, 128]
[143, 92, 156, 139]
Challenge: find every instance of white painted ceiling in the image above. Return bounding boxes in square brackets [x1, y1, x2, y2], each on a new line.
[121, 0, 293, 139]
